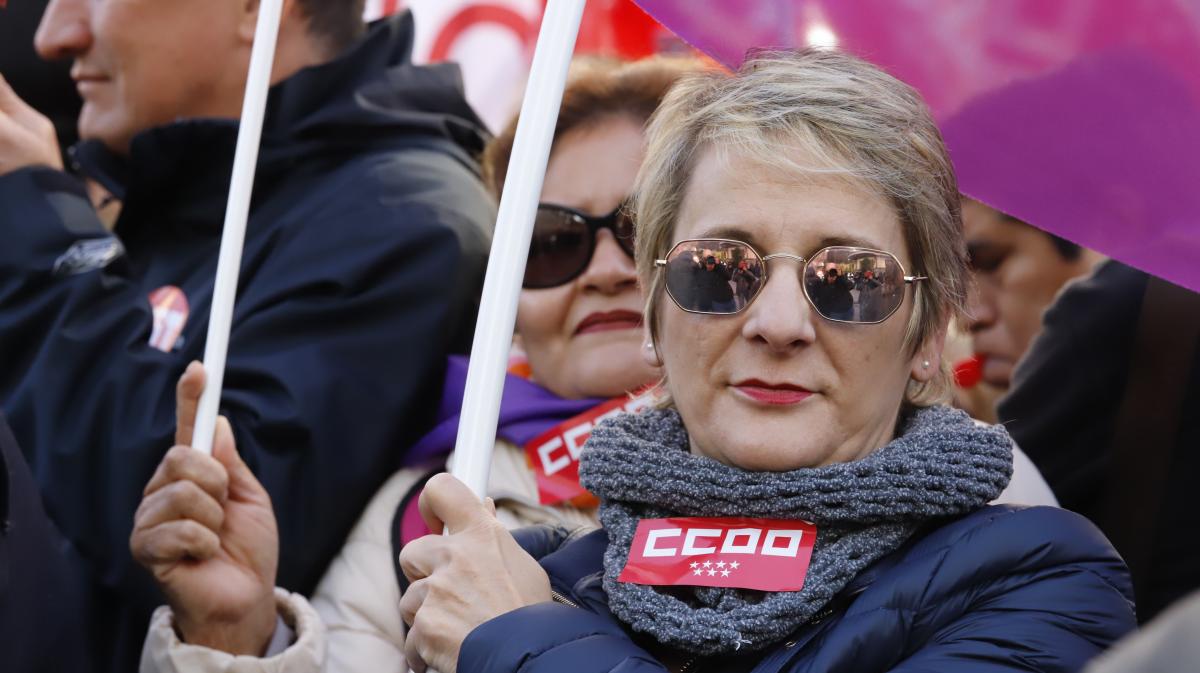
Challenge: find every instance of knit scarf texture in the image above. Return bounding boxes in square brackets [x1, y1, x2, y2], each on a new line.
[578, 404, 1013, 656]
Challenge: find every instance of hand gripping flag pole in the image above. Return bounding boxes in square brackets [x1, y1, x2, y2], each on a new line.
[449, 0, 587, 498]
[191, 0, 285, 455]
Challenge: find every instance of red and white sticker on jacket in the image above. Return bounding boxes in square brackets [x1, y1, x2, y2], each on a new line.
[618, 517, 817, 592]
[148, 285, 190, 353]
[524, 389, 659, 507]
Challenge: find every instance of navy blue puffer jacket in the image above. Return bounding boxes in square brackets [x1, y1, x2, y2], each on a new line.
[461, 506, 1135, 672]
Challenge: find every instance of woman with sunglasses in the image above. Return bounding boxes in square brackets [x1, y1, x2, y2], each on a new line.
[129, 57, 697, 672]
[390, 50, 1135, 673]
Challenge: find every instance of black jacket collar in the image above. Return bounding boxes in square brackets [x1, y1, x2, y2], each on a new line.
[72, 12, 487, 237]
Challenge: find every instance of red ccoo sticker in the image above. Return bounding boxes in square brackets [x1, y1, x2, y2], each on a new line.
[619, 517, 817, 592]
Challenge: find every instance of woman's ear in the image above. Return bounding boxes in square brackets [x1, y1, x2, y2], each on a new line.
[910, 325, 948, 382]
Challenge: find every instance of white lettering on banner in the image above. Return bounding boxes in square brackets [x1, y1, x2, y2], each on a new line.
[637, 527, 809, 558]
[682, 529, 721, 555]
[720, 528, 762, 554]
[537, 436, 570, 476]
[644, 529, 681, 558]
[762, 530, 805, 557]
[530, 391, 661, 480]
[595, 407, 625, 425]
[563, 422, 592, 460]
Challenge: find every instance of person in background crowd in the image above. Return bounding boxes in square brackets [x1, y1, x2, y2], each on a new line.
[0, 2, 492, 670]
[731, 258, 761, 310]
[998, 261, 1200, 622]
[856, 269, 883, 322]
[816, 266, 854, 321]
[130, 56, 694, 671]
[958, 199, 1103, 419]
[130, 49, 1134, 673]
[694, 255, 734, 312]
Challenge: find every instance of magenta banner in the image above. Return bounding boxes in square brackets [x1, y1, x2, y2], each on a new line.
[632, 0, 1200, 293]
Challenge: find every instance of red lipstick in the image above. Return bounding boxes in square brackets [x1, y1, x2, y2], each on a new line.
[574, 310, 643, 335]
[732, 379, 814, 406]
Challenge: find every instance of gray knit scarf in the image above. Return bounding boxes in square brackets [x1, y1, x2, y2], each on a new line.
[578, 404, 1013, 656]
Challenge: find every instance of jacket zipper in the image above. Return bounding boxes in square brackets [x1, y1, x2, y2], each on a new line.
[550, 590, 580, 609]
[678, 657, 699, 673]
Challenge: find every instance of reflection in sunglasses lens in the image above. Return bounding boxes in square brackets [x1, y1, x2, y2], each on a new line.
[804, 247, 903, 323]
[665, 240, 762, 314]
[664, 242, 907, 322]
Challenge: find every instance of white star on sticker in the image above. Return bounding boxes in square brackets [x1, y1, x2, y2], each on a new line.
[721, 569, 731, 577]
[693, 568, 703, 576]
[716, 561, 726, 569]
[729, 561, 740, 570]
[690, 562, 699, 569]
[702, 561, 712, 568]
[707, 569, 717, 576]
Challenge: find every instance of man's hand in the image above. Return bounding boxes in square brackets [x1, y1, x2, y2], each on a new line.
[399, 474, 553, 673]
[0, 74, 62, 175]
[130, 362, 280, 656]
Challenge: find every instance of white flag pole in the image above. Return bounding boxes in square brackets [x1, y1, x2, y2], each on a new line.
[191, 0, 285, 455]
[450, 0, 587, 497]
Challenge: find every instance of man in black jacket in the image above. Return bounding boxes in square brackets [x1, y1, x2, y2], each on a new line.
[0, 2, 492, 669]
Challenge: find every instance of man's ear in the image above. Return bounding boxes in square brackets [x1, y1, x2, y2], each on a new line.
[910, 324, 949, 382]
[236, 0, 301, 44]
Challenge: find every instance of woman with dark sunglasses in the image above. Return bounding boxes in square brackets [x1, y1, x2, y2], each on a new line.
[391, 50, 1135, 673]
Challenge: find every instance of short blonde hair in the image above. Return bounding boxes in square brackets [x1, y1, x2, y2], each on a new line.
[634, 49, 968, 406]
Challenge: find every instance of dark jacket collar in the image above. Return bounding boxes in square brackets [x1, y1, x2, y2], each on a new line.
[73, 12, 487, 236]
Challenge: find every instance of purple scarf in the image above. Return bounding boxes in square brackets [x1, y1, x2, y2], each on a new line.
[402, 355, 603, 467]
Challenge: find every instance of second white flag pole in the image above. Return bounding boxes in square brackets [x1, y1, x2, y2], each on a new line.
[450, 0, 588, 500]
[191, 0, 285, 455]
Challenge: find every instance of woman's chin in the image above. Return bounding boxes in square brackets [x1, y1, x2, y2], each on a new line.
[568, 342, 656, 395]
[572, 362, 658, 399]
[699, 438, 832, 473]
[690, 400, 838, 472]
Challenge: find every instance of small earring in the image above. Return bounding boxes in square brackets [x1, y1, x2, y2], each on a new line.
[922, 360, 930, 369]
[645, 342, 663, 367]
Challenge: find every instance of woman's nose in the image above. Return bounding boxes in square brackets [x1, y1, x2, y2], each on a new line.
[36, 0, 94, 62]
[740, 264, 817, 351]
[579, 229, 638, 295]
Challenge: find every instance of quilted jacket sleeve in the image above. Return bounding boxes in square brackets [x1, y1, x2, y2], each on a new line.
[889, 507, 1137, 672]
[459, 603, 669, 673]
